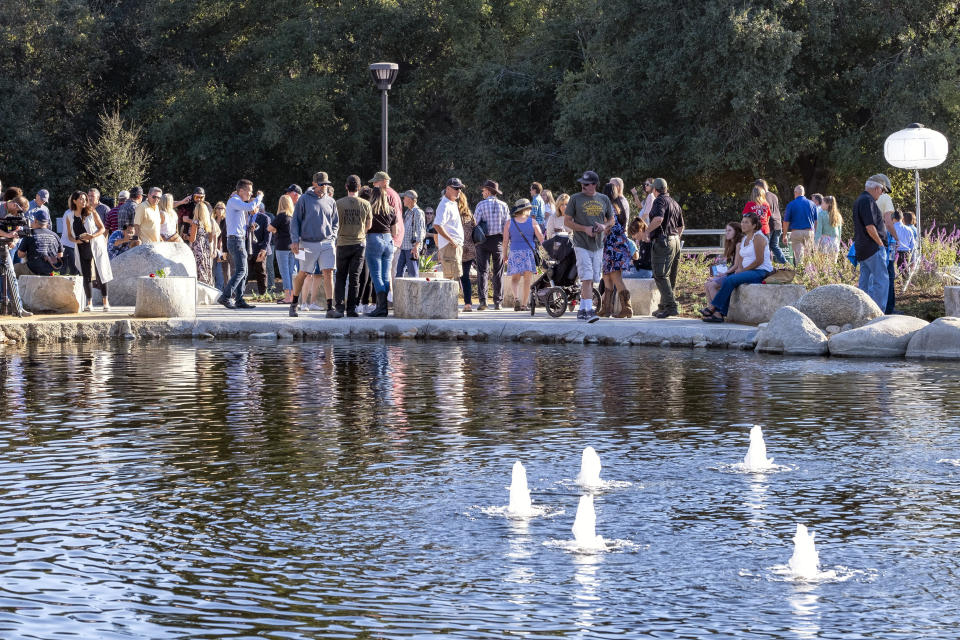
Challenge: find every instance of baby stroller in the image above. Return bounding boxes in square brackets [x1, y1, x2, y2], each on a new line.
[529, 233, 600, 318]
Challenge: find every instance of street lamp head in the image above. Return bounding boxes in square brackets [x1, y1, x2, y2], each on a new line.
[369, 62, 399, 91]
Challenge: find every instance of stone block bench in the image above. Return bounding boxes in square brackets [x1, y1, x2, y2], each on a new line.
[19, 275, 84, 313]
[946, 286, 960, 317]
[613, 278, 660, 316]
[134, 276, 197, 318]
[727, 283, 806, 325]
[393, 277, 459, 319]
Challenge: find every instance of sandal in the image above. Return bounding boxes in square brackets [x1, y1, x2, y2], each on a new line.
[514, 301, 521, 311]
[700, 306, 714, 317]
[519, 305, 529, 311]
[702, 314, 724, 323]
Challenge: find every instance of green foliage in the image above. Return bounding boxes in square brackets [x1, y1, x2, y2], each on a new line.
[83, 111, 152, 200]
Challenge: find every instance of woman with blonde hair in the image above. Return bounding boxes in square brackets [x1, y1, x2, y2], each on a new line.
[158, 193, 181, 242]
[815, 195, 843, 260]
[742, 185, 771, 236]
[268, 194, 298, 303]
[457, 190, 477, 311]
[546, 193, 569, 238]
[186, 195, 215, 285]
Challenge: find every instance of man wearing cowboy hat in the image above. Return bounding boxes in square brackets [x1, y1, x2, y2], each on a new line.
[473, 179, 510, 310]
[289, 171, 340, 317]
[434, 178, 466, 281]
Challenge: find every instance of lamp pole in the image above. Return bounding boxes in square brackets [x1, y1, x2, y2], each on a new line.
[369, 62, 399, 173]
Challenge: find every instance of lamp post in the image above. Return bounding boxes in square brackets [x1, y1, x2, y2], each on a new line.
[883, 123, 949, 290]
[369, 62, 399, 173]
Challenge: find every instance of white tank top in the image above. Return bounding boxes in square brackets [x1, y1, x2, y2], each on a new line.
[741, 233, 773, 272]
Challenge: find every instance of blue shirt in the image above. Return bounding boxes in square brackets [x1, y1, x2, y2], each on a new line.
[473, 196, 510, 236]
[530, 194, 545, 229]
[25, 202, 49, 225]
[225, 193, 262, 237]
[784, 196, 817, 230]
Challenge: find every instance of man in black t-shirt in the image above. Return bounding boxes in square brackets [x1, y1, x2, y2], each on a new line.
[16, 210, 63, 276]
[852, 176, 889, 310]
[646, 178, 685, 318]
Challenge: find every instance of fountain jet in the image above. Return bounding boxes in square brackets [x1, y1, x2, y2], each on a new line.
[743, 425, 774, 471]
[507, 461, 534, 517]
[576, 446, 603, 487]
[788, 523, 820, 580]
[571, 495, 606, 550]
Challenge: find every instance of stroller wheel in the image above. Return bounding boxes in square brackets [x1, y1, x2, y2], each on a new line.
[529, 292, 536, 316]
[592, 287, 601, 310]
[545, 288, 568, 318]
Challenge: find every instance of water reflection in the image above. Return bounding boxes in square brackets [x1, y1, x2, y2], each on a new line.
[0, 341, 959, 639]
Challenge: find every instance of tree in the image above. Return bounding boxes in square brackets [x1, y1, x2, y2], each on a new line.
[83, 110, 152, 199]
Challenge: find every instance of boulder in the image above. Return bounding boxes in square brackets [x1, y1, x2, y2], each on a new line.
[946, 286, 960, 317]
[393, 277, 459, 319]
[134, 276, 197, 318]
[828, 315, 929, 357]
[108, 242, 198, 306]
[613, 278, 660, 316]
[727, 283, 807, 325]
[794, 284, 883, 331]
[18, 275, 84, 313]
[197, 282, 222, 305]
[754, 305, 828, 355]
[905, 317, 960, 360]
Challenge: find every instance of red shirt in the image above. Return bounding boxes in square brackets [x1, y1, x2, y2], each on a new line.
[742, 202, 771, 235]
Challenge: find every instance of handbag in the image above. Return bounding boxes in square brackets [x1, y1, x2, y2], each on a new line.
[516, 221, 542, 267]
[472, 220, 487, 245]
[765, 268, 796, 284]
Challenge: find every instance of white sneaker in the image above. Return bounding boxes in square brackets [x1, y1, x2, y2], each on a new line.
[103, 305, 111, 312]
[84, 304, 93, 312]
[307, 303, 324, 312]
[363, 303, 376, 313]
[387, 291, 393, 303]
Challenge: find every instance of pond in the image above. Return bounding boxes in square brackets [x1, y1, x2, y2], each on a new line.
[1, 341, 959, 639]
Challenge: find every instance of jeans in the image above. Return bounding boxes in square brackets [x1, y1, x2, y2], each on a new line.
[710, 269, 771, 316]
[276, 249, 297, 291]
[213, 258, 225, 291]
[769, 229, 788, 264]
[474, 234, 503, 305]
[224, 236, 248, 303]
[460, 259, 474, 304]
[396, 248, 419, 278]
[61, 246, 79, 275]
[858, 247, 889, 311]
[885, 255, 896, 313]
[366, 233, 394, 293]
[265, 249, 276, 292]
[651, 235, 681, 312]
[335, 243, 365, 311]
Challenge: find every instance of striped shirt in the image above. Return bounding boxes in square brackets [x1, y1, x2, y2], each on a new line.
[401, 206, 425, 251]
[473, 196, 510, 236]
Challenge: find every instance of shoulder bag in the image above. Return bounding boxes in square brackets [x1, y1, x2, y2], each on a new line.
[516, 221, 542, 267]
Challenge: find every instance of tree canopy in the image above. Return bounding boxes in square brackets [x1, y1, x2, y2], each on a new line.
[0, 0, 957, 225]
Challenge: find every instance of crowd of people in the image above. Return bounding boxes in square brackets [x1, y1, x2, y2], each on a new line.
[0, 168, 921, 322]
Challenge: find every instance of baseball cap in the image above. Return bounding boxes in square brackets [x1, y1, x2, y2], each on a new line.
[33, 209, 51, 224]
[285, 184, 303, 195]
[369, 171, 391, 184]
[193, 186, 206, 196]
[129, 186, 144, 198]
[37, 189, 50, 202]
[868, 173, 892, 193]
[445, 178, 466, 190]
[576, 170, 600, 185]
[118, 190, 130, 200]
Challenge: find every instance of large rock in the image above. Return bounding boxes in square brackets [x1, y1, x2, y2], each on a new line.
[613, 278, 660, 316]
[828, 315, 929, 358]
[18, 275, 84, 313]
[134, 276, 197, 318]
[754, 305, 828, 355]
[946, 286, 960, 317]
[794, 284, 883, 331]
[393, 277, 458, 319]
[906, 317, 960, 359]
[108, 242, 198, 306]
[727, 283, 807, 325]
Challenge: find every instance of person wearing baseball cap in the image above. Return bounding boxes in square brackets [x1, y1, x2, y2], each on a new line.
[285, 184, 303, 205]
[646, 178, 685, 318]
[16, 208, 63, 277]
[868, 173, 899, 313]
[434, 179, 466, 282]
[397, 189, 425, 279]
[369, 171, 405, 297]
[564, 170, 614, 322]
[852, 174, 891, 310]
[26, 189, 51, 227]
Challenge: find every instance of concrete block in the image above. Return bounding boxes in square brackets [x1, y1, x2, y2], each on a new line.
[613, 278, 660, 316]
[18, 275, 84, 314]
[946, 286, 960, 317]
[393, 277, 459, 319]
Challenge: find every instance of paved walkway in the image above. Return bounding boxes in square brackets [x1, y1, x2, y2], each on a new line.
[0, 304, 759, 348]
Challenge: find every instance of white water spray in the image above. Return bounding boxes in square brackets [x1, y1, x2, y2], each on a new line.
[788, 524, 820, 580]
[576, 447, 603, 487]
[507, 461, 534, 517]
[743, 425, 775, 471]
[571, 495, 606, 550]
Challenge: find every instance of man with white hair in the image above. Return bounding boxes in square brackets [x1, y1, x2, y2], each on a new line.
[852, 175, 890, 309]
[783, 185, 817, 264]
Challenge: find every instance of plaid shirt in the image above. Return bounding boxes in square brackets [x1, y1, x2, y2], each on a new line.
[401, 206, 425, 251]
[473, 196, 510, 236]
[116, 200, 137, 230]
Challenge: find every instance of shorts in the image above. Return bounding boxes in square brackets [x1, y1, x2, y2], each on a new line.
[439, 242, 463, 279]
[574, 247, 602, 282]
[299, 240, 336, 273]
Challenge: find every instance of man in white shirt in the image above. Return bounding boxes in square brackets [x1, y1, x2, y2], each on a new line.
[434, 178, 465, 280]
[220, 179, 263, 309]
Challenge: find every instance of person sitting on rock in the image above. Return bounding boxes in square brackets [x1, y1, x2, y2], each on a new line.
[107, 224, 141, 260]
[701, 211, 773, 323]
[16, 209, 64, 276]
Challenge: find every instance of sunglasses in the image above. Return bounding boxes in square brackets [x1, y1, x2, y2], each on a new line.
[644, 183, 652, 188]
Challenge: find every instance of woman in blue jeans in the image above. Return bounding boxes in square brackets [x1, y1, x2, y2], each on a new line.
[268, 195, 298, 303]
[702, 211, 773, 323]
[365, 186, 398, 317]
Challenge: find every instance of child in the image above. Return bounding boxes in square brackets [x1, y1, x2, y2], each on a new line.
[624, 218, 653, 278]
[892, 210, 915, 274]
